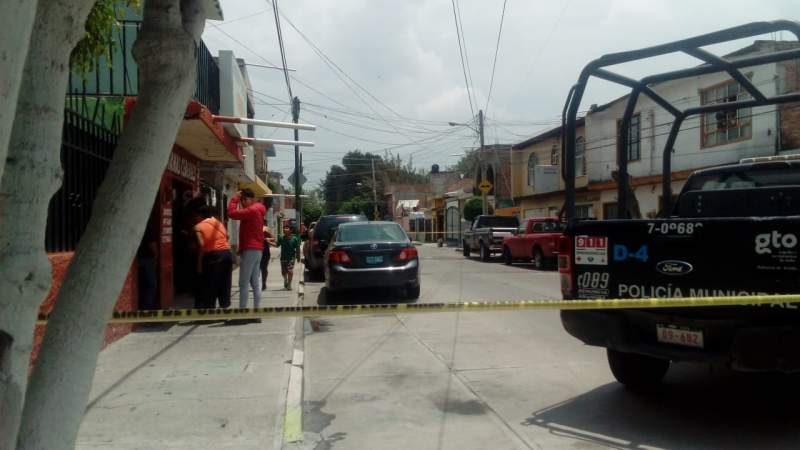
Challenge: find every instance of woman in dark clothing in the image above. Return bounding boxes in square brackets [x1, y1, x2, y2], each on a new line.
[260, 225, 275, 290]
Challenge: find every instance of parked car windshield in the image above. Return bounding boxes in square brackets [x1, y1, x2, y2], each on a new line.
[337, 223, 408, 243]
[480, 217, 519, 228]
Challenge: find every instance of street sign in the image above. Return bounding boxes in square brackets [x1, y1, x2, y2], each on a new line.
[479, 179, 492, 194]
[288, 170, 307, 186]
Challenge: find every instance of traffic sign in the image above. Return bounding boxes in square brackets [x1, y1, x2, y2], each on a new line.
[479, 179, 492, 193]
[288, 170, 307, 186]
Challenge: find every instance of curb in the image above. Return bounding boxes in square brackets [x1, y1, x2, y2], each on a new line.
[282, 259, 306, 447]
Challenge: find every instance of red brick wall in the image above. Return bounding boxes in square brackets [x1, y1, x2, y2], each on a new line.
[781, 101, 800, 151]
[30, 252, 138, 368]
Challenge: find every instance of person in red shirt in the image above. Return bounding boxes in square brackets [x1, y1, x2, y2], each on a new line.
[227, 188, 267, 311]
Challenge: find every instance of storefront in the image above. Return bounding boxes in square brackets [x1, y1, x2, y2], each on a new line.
[139, 146, 201, 309]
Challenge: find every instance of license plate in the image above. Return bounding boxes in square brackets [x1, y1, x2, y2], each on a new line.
[656, 324, 704, 348]
[366, 255, 383, 264]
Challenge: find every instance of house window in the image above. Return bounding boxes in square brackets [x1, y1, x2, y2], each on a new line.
[551, 143, 560, 166]
[603, 202, 619, 219]
[575, 204, 593, 219]
[527, 153, 538, 186]
[616, 114, 641, 162]
[575, 136, 586, 176]
[701, 80, 752, 147]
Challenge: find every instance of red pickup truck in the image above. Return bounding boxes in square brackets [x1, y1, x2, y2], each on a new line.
[502, 217, 565, 269]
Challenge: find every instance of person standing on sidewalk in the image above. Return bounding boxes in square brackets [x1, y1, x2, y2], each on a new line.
[273, 224, 301, 290]
[227, 189, 266, 308]
[260, 225, 276, 290]
[192, 205, 232, 308]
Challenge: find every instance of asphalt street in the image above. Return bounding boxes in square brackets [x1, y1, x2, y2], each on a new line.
[299, 244, 800, 450]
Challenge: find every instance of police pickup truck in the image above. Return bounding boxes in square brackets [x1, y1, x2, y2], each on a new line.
[557, 21, 800, 390]
[560, 157, 800, 388]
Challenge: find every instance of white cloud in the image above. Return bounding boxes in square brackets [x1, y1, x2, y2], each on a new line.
[205, 0, 800, 184]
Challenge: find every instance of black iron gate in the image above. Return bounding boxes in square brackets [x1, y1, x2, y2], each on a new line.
[45, 109, 119, 252]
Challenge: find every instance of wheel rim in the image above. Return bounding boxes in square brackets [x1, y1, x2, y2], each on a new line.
[534, 251, 542, 268]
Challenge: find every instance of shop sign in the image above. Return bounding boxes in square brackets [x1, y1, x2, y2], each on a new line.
[167, 151, 198, 183]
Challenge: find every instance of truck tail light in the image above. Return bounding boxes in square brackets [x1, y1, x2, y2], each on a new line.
[396, 247, 418, 261]
[328, 249, 352, 264]
[558, 235, 573, 297]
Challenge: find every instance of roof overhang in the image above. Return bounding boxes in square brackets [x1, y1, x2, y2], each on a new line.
[175, 101, 242, 163]
[205, 0, 224, 21]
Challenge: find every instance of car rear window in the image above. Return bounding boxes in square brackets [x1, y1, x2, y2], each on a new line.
[315, 216, 367, 238]
[481, 217, 519, 228]
[337, 223, 408, 243]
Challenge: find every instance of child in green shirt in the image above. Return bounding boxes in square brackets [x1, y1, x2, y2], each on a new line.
[274, 225, 301, 290]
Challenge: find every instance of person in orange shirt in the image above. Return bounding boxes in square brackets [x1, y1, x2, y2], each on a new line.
[192, 204, 232, 309]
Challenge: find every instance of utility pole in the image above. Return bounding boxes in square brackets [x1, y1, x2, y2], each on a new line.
[291, 96, 302, 231]
[371, 157, 379, 220]
[478, 109, 487, 215]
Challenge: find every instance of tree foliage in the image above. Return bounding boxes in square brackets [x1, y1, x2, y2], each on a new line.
[302, 189, 324, 225]
[322, 150, 428, 214]
[463, 198, 483, 222]
[71, 0, 140, 74]
[449, 149, 480, 180]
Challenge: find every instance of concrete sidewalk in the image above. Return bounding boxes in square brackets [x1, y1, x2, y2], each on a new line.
[76, 253, 303, 450]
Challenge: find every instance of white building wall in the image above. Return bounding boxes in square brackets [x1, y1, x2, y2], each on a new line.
[586, 62, 781, 183]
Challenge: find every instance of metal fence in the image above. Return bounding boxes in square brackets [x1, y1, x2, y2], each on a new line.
[195, 40, 220, 115]
[67, 20, 221, 115]
[45, 110, 119, 252]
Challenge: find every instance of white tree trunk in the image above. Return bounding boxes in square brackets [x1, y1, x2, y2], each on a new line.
[16, 1, 207, 449]
[0, 0, 38, 182]
[0, 1, 96, 449]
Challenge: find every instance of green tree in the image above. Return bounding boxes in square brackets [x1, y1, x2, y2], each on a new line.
[302, 189, 324, 225]
[463, 198, 483, 222]
[322, 150, 429, 214]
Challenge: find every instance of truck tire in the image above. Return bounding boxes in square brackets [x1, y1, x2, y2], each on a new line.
[533, 248, 544, 270]
[503, 247, 513, 265]
[463, 241, 470, 257]
[607, 349, 669, 391]
[479, 241, 490, 262]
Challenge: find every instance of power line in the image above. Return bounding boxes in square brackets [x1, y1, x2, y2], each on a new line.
[213, 8, 270, 26]
[270, 0, 293, 101]
[451, 0, 475, 118]
[455, 0, 479, 108]
[485, 0, 508, 115]
[278, 10, 409, 122]
[523, 0, 572, 80]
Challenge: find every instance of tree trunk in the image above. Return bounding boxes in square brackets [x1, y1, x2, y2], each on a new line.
[16, 1, 207, 449]
[0, 1, 96, 449]
[0, 0, 38, 182]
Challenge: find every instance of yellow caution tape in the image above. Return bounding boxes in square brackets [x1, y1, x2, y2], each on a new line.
[34, 294, 800, 324]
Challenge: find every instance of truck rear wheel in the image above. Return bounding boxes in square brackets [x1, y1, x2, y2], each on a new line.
[503, 247, 513, 265]
[479, 242, 490, 262]
[532, 248, 544, 270]
[607, 349, 669, 391]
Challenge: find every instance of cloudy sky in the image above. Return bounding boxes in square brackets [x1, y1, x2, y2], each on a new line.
[202, 0, 799, 187]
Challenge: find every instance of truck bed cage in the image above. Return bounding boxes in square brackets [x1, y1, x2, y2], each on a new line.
[562, 20, 800, 221]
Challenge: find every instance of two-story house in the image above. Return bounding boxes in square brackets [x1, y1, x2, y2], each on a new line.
[585, 40, 800, 219]
[510, 118, 593, 218]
